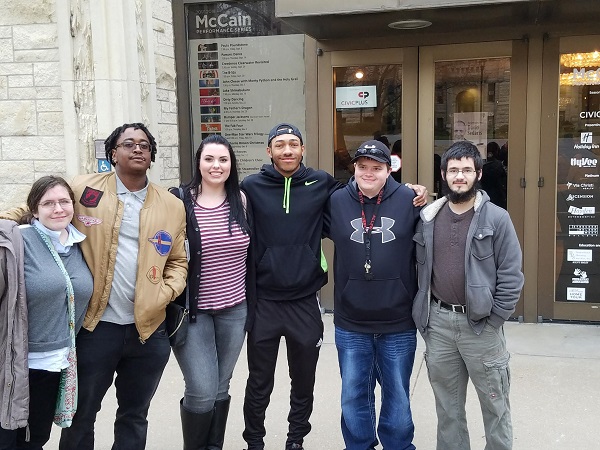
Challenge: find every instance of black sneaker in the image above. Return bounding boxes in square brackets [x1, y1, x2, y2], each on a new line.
[289, 444, 304, 450]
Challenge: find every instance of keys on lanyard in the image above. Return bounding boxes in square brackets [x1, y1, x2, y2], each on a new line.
[364, 260, 373, 280]
[359, 188, 383, 281]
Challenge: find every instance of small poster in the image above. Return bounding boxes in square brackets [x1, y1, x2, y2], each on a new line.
[453, 112, 488, 159]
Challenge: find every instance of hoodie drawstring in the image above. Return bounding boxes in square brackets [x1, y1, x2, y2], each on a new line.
[282, 177, 291, 214]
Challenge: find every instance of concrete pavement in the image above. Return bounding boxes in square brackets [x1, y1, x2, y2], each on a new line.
[48, 314, 600, 449]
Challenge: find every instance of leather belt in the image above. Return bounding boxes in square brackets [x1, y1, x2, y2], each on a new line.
[432, 296, 466, 314]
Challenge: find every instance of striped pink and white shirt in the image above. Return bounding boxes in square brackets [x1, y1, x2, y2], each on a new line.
[195, 200, 250, 310]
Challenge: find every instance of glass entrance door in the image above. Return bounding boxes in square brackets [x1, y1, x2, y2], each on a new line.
[431, 57, 511, 207]
[418, 42, 527, 318]
[538, 35, 600, 321]
[333, 64, 403, 184]
[320, 48, 419, 186]
[317, 48, 418, 310]
[319, 42, 527, 317]
[321, 38, 600, 322]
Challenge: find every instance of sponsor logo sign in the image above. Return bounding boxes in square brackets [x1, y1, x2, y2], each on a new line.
[335, 86, 377, 109]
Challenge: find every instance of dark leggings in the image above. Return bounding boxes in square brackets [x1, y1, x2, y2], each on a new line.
[0, 369, 61, 450]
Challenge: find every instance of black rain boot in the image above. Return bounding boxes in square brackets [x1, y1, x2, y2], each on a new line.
[207, 396, 231, 449]
[180, 398, 213, 450]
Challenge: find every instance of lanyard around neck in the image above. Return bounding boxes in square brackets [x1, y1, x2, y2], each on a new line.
[358, 188, 383, 280]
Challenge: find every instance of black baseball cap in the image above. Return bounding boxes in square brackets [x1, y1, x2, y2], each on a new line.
[267, 123, 303, 146]
[351, 140, 392, 165]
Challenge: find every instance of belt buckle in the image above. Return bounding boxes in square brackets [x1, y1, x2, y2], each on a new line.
[451, 304, 466, 313]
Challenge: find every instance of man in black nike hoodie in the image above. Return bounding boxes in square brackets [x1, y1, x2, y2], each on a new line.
[240, 123, 341, 450]
[241, 125, 426, 450]
[324, 139, 421, 450]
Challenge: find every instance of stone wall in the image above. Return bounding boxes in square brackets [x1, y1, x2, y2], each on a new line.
[153, 0, 181, 187]
[0, 0, 180, 211]
[0, 0, 63, 211]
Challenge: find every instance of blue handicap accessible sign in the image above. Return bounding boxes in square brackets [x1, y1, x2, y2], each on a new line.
[98, 159, 111, 173]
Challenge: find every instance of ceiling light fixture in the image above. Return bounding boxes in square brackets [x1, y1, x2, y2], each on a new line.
[560, 51, 600, 68]
[388, 19, 432, 30]
[355, 70, 364, 79]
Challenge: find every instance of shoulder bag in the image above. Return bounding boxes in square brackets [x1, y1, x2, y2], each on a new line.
[166, 186, 190, 347]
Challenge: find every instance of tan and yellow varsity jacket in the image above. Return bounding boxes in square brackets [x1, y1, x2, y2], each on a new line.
[71, 173, 187, 341]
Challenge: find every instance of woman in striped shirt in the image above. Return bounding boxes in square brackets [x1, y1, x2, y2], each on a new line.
[171, 134, 253, 449]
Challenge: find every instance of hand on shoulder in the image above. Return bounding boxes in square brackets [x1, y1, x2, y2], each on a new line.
[405, 183, 428, 207]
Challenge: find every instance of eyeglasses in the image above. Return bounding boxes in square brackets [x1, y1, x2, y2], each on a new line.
[39, 199, 73, 209]
[115, 141, 151, 152]
[446, 168, 477, 176]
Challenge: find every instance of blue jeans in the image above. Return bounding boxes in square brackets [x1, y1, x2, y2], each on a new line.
[173, 301, 247, 413]
[335, 326, 417, 450]
[59, 321, 171, 450]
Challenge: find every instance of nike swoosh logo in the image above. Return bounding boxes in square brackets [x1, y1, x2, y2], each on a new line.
[305, 180, 318, 186]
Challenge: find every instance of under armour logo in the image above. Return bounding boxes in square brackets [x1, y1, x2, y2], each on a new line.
[350, 217, 396, 243]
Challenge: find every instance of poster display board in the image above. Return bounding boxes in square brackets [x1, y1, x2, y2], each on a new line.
[187, 2, 305, 178]
[555, 52, 600, 302]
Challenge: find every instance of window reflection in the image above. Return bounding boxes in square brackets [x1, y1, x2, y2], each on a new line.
[333, 65, 402, 184]
[434, 58, 511, 207]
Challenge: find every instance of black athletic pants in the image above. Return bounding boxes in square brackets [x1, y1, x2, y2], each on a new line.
[242, 294, 323, 450]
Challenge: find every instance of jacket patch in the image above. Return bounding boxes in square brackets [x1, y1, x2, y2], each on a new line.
[148, 230, 172, 256]
[80, 187, 104, 208]
[146, 266, 161, 284]
[76, 215, 103, 227]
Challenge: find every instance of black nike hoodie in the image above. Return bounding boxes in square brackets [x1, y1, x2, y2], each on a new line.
[241, 163, 341, 301]
[325, 177, 421, 333]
